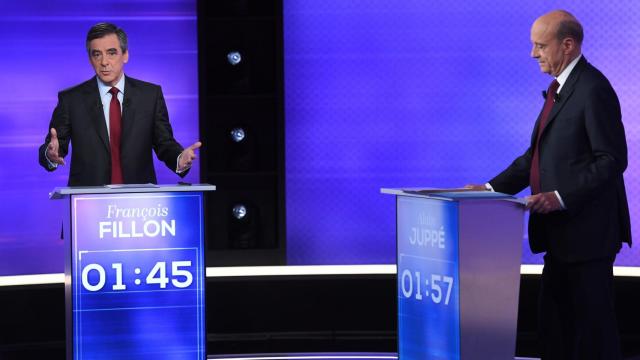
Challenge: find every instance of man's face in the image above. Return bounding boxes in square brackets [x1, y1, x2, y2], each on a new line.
[530, 20, 566, 76]
[88, 34, 128, 86]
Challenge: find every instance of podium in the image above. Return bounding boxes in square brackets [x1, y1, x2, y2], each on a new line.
[382, 189, 525, 360]
[51, 184, 215, 360]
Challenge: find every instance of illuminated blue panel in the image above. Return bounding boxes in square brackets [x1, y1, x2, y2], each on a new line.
[397, 196, 460, 359]
[284, 1, 640, 266]
[0, 0, 198, 276]
[70, 192, 205, 359]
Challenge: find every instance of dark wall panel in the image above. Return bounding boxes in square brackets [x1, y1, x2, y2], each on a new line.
[198, 0, 285, 265]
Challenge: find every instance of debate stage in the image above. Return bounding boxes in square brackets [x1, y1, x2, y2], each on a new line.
[208, 353, 541, 359]
[2, 267, 640, 359]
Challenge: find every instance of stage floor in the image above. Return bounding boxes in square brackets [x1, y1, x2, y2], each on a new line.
[207, 353, 541, 360]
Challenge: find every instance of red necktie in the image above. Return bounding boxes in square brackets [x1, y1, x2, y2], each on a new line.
[530, 79, 560, 194]
[109, 87, 123, 184]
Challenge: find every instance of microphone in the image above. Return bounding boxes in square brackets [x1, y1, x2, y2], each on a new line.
[123, 98, 131, 109]
[541, 90, 561, 102]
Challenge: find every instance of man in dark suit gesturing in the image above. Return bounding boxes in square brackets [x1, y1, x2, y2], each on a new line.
[39, 23, 200, 186]
[468, 10, 631, 359]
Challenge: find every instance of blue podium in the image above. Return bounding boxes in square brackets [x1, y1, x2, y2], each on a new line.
[382, 189, 525, 360]
[51, 184, 215, 360]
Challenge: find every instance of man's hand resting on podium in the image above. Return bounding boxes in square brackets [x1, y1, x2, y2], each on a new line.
[177, 141, 202, 172]
[526, 192, 562, 214]
[46, 128, 66, 166]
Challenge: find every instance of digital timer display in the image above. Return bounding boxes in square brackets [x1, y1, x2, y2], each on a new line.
[397, 196, 460, 359]
[81, 259, 194, 292]
[70, 192, 205, 359]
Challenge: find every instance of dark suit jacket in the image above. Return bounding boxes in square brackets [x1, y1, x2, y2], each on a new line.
[489, 57, 631, 262]
[39, 76, 187, 186]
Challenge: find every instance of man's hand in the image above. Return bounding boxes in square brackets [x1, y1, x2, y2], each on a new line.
[464, 184, 488, 191]
[526, 192, 562, 214]
[178, 141, 202, 172]
[46, 128, 66, 165]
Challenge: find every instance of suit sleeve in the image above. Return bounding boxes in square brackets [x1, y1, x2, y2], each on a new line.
[488, 146, 533, 195]
[151, 86, 188, 177]
[558, 82, 627, 211]
[38, 92, 72, 171]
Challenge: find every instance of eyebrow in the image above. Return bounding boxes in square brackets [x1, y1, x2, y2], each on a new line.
[90, 48, 119, 54]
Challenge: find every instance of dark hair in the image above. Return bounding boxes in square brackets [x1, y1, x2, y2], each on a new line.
[85, 23, 128, 54]
[556, 19, 583, 45]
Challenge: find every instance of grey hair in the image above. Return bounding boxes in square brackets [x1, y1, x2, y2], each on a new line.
[85, 23, 128, 54]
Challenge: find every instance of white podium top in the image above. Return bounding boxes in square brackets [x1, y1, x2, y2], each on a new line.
[50, 184, 216, 199]
[381, 187, 525, 204]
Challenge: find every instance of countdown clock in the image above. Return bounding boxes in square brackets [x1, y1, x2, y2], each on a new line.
[54, 186, 213, 360]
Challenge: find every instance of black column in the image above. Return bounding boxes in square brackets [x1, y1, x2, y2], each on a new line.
[198, 0, 285, 265]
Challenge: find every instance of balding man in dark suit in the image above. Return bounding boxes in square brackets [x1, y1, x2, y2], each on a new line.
[468, 10, 630, 359]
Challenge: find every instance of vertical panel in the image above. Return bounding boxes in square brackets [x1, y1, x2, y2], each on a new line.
[284, 0, 640, 266]
[69, 192, 205, 359]
[198, 0, 285, 265]
[397, 196, 460, 359]
[0, 0, 199, 276]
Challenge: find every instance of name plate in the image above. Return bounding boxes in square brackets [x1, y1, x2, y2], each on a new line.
[69, 192, 205, 359]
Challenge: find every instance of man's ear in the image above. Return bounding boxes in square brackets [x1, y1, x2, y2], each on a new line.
[123, 51, 129, 64]
[562, 38, 575, 54]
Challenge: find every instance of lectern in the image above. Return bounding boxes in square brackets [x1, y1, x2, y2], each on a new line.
[51, 184, 215, 360]
[381, 189, 525, 360]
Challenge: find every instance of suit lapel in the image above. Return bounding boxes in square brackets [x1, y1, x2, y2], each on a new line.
[538, 56, 587, 139]
[122, 76, 136, 144]
[84, 77, 111, 153]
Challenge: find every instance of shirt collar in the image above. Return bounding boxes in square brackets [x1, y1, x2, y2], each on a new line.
[555, 54, 581, 92]
[97, 75, 126, 97]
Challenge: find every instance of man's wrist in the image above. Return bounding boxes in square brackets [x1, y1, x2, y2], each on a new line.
[553, 190, 566, 209]
[176, 152, 191, 174]
[44, 148, 58, 170]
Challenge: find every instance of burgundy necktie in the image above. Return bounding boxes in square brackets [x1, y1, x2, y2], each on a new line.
[109, 87, 123, 184]
[530, 79, 560, 194]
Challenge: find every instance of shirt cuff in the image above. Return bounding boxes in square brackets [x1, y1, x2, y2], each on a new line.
[485, 183, 494, 192]
[176, 152, 190, 174]
[44, 148, 58, 170]
[554, 190, 566, 209]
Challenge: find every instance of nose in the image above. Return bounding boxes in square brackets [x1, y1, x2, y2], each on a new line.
[530, 45, 539, 59]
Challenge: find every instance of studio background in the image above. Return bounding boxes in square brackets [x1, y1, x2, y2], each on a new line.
[0, 0, 638, 275]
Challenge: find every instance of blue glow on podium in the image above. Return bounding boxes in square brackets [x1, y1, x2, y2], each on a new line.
[397, 197, 460, 359]
[70, 192, 205, 359]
